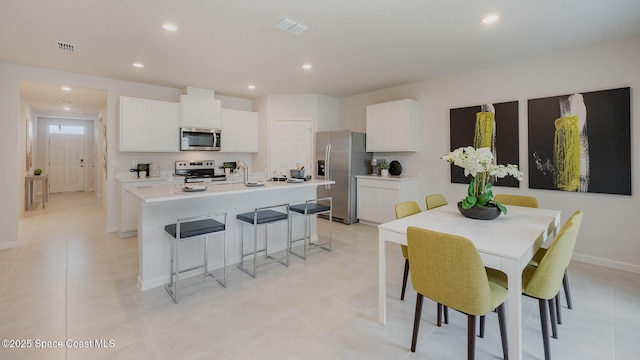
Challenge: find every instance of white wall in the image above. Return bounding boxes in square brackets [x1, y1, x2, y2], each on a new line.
[258, 94, 340, 175]
[16, 92, 36, 223]
[340, 36, 640, 272]
[317, 95, 341, 131]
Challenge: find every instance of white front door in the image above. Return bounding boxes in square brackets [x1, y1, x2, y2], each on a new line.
[49, 133, 85, 192]
[272, 120, 312, 177]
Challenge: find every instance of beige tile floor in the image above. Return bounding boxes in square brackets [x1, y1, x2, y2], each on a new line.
[2, 192, 639, 359]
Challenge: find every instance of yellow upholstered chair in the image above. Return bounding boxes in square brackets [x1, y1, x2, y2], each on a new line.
[425, 193, 448, 211]
[493, 193, 539, 208]
[487, 210, 583, 360]
[407, 226, 508, 359]
[398, 195, 448, 301]
[396, 200, 449, 325]
[494, 193, 573, 318]
[396, 201, 422, 301]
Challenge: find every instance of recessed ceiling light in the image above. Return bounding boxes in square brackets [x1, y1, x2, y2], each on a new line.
[133, 62, 145, 68]
[163, 22, 178, 31]
[248, 85, 256, 90]
[61, 86, 72, 91]
[63, 106, 71, 111]
[481, 14, 499, 24]
[302, 63, 312, 70]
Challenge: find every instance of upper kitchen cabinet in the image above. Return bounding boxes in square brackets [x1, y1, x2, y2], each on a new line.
[180, 94, 221, 129]
[366, 99, 418, 152]
[220, 108, 259, 152]
[119, 96, 180, 152]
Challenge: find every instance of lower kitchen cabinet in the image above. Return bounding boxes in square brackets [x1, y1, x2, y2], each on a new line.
[356, 175, 419, 226]
[117, 177, 168, 238]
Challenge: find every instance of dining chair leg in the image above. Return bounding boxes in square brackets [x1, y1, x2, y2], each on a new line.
[563, 270, 573, 309]
[411, 293, 424, 352]
[467, 315, 476, 360]
[401, 259, 409, 300]
[538, 299, 551, 360]
[497, 303, 509, 360]
[555, 294, 562, 324]
[479, 315, 485, 338]
[437, 303, 449, 326]
[548, 298, 558, 339]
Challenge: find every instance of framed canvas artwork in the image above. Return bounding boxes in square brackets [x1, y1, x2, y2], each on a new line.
[449, 101, 520, 187]
[527, 87, 631, 195]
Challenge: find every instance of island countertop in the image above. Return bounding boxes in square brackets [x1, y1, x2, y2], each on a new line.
[127, 179, 335, 203]
[131, 177, 337, 291]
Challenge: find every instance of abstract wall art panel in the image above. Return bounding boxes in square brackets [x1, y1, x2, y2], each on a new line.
[528, 87, 631, 195]
[449, 101, 520, 187]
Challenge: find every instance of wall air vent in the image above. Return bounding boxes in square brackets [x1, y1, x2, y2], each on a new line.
[273, 16, 310, 35]
[55, 41, 75, 52]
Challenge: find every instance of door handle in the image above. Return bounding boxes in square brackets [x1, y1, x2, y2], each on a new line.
[325, 144, 331, 190]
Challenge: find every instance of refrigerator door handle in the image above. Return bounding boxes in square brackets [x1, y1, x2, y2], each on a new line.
[325, 144, 331, 189]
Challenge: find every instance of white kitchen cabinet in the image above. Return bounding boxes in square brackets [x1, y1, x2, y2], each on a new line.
[180, 94, 221, 129]
[220, 108, 259, 152]
[366, 99, 418, 152]
[117, 177, 168, 238]
[356, 175, 419, 225]
[119, 96, 180, 152]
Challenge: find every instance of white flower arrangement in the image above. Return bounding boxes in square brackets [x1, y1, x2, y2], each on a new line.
[442, 146, 523, 213]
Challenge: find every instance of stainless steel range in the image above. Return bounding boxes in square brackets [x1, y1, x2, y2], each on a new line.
[175, 160, 226, 183]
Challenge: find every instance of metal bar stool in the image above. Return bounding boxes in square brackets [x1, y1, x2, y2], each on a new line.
[236, 203, 291, 278]
[164, 212, 227, 304]
[289, 197, 332, 260]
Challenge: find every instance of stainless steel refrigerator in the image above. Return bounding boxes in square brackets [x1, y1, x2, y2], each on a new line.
[316, 131, 372, 224]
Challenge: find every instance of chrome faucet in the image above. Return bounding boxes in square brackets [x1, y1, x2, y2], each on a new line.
[236, 161, 248, 184]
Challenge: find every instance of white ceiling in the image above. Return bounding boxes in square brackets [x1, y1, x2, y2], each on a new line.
[18, 81, 107, 120]
[4, 0, 640, 118]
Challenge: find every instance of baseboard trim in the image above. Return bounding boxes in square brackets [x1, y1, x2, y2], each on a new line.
[0, 241, 19, 249]
[573, 253, 640, 274]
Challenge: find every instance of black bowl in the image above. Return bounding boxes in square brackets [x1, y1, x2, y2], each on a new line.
[457, 201, 501, 220]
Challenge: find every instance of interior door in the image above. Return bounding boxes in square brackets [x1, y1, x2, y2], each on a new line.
[49, 133, 85, 192]
[272, 120, 311, 176]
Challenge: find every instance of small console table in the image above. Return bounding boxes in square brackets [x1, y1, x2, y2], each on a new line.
[25, 174, 48, 210]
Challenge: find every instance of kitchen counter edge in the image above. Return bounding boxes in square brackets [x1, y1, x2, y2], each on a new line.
[126, 179, 335, 203]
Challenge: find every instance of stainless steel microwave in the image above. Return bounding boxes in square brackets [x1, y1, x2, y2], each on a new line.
[180, 127, 221, 151]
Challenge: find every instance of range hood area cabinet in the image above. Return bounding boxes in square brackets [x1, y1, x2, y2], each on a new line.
[180, 94, 221, 129]
[366, 99, 418, 152]
[119, 96, 180, 152]
[220, 108, 259, 153]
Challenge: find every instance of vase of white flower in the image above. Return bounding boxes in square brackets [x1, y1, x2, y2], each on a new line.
[442, 146, 523, 219]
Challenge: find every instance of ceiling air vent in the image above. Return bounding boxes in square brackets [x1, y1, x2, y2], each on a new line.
[55, 41, 75, 52]
[273, 16, 310, 35]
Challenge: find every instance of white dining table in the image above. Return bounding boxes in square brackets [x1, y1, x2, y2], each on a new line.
[378, 202, 561, 360]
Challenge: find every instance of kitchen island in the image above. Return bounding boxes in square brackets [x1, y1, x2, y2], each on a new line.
[127, 179, 334, 290]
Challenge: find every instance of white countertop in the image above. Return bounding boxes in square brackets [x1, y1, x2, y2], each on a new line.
[355, 174, 418, 181]
[116, 176, 168, 183]
[127, 179, 335, 203]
